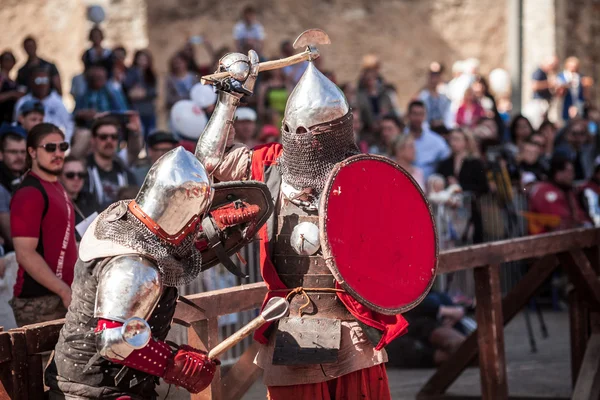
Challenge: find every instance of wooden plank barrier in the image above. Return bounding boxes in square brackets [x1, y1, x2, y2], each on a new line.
[0, 228, 597, 399]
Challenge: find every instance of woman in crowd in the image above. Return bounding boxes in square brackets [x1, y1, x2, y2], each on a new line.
[507, 114, 534, 157]
[437, 128, 489, 243]
[357, 68, 394, 133]
[124, 50, 158, 139]
[59, 156, 100, 241]
[82, 27, 112, 72]
[0, 51, 24, 124]
[165, 52, 198, 114]
[109, 46, 128, 92]
[472, 76, 506, 140]
[456, 88, 485, 129]
[537, 119, 557, 160]
[395, 134, 425, 190]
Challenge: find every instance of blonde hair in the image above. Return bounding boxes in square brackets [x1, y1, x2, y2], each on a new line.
[565, 56, 580, 67]
[451, 128, 480, 158]
[394, 134, 414, 158]
[427, 173, 446, 194]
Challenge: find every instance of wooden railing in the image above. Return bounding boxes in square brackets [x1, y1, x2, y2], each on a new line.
[0, 227, 599, 400]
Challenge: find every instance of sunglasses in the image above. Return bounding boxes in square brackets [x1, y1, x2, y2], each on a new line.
[38, 142, 69, 153]
[96, 134, 119, 141]
[64, 172, 87, 180]
[33, 76, 49, 85]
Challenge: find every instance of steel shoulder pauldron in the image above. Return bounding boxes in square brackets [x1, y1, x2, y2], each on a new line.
[94, 255, 162, 360]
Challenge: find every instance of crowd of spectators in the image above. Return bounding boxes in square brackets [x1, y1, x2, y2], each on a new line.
[0, 5, 597, 369]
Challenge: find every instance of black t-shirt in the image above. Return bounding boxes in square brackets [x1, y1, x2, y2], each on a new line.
[0, 78, 18, 124]
[85, 154, 136, 210]
[532, 68, 552, 100]
[16, 58, 60, 91]
[519, 161, 548, 182]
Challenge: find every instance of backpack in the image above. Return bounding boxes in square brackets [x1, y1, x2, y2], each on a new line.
[15, 174, 49, 256]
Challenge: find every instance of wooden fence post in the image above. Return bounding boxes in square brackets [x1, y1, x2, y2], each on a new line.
[569, 288, 589, 387]
[474, 264, 508, 400]
[584, 246, 600, 334]
[188, 318, 221, 400]
[8, 330, 28, 400]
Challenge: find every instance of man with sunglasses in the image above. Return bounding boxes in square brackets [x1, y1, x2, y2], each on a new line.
[60, 156, 100, 242]
[14, 68, 74, 142]
[10, 123, 76, 326]
[132, 130, 179, 184]
[86, 116, 137, 210]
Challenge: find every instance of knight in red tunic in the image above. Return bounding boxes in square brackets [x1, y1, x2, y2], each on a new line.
[194, 42, 424, 399]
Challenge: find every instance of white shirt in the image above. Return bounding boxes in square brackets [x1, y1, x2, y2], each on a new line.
[233, 21, 265, 41]
[14, 91, 74, 142]
[404, 127, 451, 180]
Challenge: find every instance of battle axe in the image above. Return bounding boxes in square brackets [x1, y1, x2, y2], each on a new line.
[207, 297, 289, 360]
[200, 29, 330, 84]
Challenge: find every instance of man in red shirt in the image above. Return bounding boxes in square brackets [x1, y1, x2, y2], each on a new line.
[528, 155, 590, 234]
[10, 123, 76, 326]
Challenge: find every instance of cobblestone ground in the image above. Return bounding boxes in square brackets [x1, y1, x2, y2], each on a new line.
[157, 311, 571, 399]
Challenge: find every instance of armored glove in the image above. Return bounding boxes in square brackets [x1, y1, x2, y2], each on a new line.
[163, 345, 220, 394]
[214, 50, 260, 96]
[210, 200, 260, 230]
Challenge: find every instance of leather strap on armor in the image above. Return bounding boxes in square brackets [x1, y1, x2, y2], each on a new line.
[96, 319, 219, 394]
[201, 216, 248, 279]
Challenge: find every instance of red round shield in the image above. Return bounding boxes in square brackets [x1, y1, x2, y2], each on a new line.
[320, 154, 438, 315]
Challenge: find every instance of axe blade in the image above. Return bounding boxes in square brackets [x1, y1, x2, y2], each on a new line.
[293, 29, 331, 49]
[261, 297, 289, 322]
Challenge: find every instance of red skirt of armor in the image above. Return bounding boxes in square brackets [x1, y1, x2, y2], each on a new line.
[266, 364, 391, 400]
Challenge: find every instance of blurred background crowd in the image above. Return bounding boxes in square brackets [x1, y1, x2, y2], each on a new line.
[0, 3, 598, 369]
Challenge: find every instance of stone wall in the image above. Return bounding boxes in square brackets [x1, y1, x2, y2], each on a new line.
[0, 0, 147, 108]
[522, 0, 556, 106]
[146, 0, 507, 116]
[2, 0, 599, 120]
[0, 0, 87, 107]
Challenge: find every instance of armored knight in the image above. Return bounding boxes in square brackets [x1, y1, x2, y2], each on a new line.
[195, 49, 421, 399]
[45, 147, 274, 399]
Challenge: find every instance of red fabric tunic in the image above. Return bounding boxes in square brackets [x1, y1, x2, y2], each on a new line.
[250, 143, 408, 350]
[528, 181, 590, 234]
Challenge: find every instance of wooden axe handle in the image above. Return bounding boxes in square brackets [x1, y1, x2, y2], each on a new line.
[200, 50, 311, 85]
[207, 315, 267, 359]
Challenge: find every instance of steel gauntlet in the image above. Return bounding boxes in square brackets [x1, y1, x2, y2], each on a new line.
[195, 50, 259, 174]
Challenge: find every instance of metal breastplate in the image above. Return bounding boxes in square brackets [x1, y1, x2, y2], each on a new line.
[45, 257, 178, 398]
[271, 201, 352, 365]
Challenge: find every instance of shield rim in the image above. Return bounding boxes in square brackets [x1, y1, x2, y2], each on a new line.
[319, 154, 439, 315]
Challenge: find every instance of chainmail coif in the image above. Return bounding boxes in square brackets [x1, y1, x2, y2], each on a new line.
[278, 111, 359, 195]
[94, 200, 203, 287]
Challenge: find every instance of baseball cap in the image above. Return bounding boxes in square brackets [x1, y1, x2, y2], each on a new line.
[235, 107, 257, 122]
[19, 100, 45, 117]
[0, 123, 27, 139]
[259, 124, 279, 141]
[147, 131, 179, 148]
